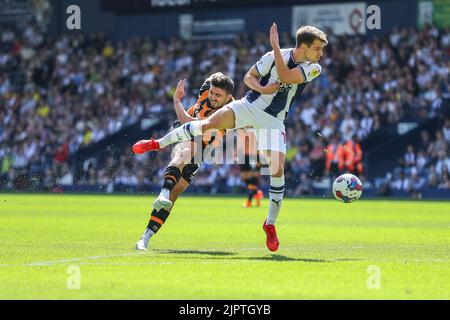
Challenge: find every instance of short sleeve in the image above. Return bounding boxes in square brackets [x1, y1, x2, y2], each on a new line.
[299, 63, 322, 83]
[254, 51, 274, 77]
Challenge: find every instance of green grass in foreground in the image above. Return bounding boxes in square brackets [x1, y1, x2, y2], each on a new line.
[0, 194, 449, 299]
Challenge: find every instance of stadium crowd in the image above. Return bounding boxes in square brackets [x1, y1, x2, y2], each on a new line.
[375, 120, 450, 198]
[1, 22, 449, 196]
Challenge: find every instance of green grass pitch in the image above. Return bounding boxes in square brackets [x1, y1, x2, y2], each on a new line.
[0, 194, 449, 299]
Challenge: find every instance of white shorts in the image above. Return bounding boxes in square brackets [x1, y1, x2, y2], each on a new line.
[227, 98, 287, 154]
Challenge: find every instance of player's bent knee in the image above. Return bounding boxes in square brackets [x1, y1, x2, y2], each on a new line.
[203, 107, 235, 130]
[202, 118, 216, 131]
[169, 158, 184, 168]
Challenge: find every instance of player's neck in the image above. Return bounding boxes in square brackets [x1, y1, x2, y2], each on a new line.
[292, 48, 307, 63]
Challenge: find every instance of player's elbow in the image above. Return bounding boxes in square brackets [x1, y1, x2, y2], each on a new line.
[243, 72, 253, 86]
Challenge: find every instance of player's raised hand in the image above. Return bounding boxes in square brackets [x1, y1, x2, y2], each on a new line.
[261, 81, 280, 94]
[269, 22, 280, 50]
[173, 79, 185, 102]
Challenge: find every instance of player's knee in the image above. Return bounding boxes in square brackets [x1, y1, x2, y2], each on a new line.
[171, 151, 191, 167]
[271, 168, 284, 178]
[169, 158, 184, 168]
[202, 118, 216, 131]
[270, 162, 284, 177]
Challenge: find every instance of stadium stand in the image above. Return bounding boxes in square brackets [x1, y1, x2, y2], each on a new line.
[1, 12, 449, 198]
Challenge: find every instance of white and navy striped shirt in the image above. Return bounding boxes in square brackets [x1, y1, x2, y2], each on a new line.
[245, 49, 322, 122]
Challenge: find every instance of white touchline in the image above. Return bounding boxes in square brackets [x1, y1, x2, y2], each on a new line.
[0, 252, 145, 268]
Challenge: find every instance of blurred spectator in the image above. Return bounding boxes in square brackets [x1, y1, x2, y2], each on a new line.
[392, 172, 410, 191]
[325, 134, 344, 178]
[343, 135, 363, 177]
[408, 172, 425, 199]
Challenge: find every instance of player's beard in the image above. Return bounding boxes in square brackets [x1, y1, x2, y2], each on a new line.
[307, 55, 319, 63]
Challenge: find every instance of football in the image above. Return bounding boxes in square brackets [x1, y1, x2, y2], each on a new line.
[332, 173, 363, 203]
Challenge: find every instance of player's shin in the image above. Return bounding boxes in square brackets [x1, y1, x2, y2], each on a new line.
[157, 121, 203, 149]
[154, 166, 181, 211]
[147, 208, 170, 234]
[136, 208, 170, 250]
[247, 184, 257, 205]
[267, 175, 285, 225]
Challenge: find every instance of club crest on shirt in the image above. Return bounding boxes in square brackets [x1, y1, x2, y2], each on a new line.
[308, 67, 320, 79]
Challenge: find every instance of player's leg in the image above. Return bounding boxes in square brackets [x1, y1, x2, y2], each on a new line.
[148, 178, 190, 235]
[261, 150, 285, 252]
[157, 106, 236, 148]
[153, 141, 196, 211]
[245, 175, 258, 208]
[133, 105, 237, 154]
[136, 178, 191, 250]
[136, 142, 195, 250]
[255, 189, 263, 207]
[247, 174, 259, 207]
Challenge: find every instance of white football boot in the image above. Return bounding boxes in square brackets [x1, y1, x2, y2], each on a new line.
[153, 193, 173, 212]
[135, 228, 154, 251]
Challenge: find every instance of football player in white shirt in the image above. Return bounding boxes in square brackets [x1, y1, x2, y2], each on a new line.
[132, 23, 327, 252]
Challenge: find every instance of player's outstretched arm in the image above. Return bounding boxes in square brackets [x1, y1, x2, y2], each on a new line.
[270, 23, 305, 84]
[173, 79, 196, 124]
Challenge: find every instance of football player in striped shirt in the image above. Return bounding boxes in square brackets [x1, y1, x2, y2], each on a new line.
[133, 24, 327, 252]
[134, 73, 234, 250]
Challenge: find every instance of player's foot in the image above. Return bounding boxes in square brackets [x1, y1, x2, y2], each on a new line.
[132, 139, 160, 154]
[153, 194, 173, 212]
[255, 189, 263, 199]
[135, 228, 154, 251]
[243, 200, 252, 208]
[263, 219, 279, 252]
[135, 238, 148, 251]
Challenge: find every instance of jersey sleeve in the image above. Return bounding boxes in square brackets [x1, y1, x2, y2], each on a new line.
[254, 51, 274, 77]
[299, 63, 322, 83]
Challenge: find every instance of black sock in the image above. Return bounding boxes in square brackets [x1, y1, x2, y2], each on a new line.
[147, 208, 170, 233]
[162, 166, 182, 191]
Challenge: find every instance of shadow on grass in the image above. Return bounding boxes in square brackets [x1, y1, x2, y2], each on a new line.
[155, 250, 360, 263]
[154, 249, 236, 256]
[226, 255, 360, 263]
[239, 254, 332, 262]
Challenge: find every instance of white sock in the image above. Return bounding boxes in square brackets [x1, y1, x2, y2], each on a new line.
[157, 122, 203, 148]
[266, 175, 285, 225]
[160, 188, 170, 199]
[141, 228, 155, 243]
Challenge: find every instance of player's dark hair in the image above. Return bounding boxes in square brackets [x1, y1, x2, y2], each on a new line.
[296, 25, 328, 48]
[210, 73, 234, 94]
